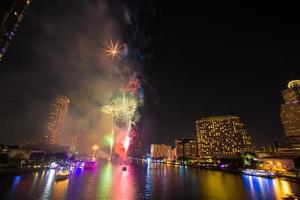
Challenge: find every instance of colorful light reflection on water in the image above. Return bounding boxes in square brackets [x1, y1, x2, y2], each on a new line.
[0, 162, 299, 200]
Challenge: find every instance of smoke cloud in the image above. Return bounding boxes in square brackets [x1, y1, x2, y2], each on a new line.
[0, 0, 136, 152]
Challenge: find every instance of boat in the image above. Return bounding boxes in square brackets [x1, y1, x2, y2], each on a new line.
[242, 169, 275, 178]
[55, 167, 70, 181]
[84, 160, 97, 169]
[122, 166, 127, 171]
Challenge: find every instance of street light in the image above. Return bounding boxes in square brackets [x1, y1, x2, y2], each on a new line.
[92, 145, 99, 159]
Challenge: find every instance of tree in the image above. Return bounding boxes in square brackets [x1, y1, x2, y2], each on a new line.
[0, 153, 8, 165]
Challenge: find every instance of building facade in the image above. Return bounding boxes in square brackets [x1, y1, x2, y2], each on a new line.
[175, 139, 197, 160]
[257, 158, 295, 172]
[167, 148, 176, 161]
[45, 95, 70, 145]
[196, 116, 254, 159]
[0, 0, 31, 60]
[280, 80, 300, 151]
[150, 144, 171, 160]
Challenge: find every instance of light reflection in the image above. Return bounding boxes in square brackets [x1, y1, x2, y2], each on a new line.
[257, 177, 266, 198]
[280, 179, 292, 197]
[52, 179, 69, 199]
[199, 171, 249, 199]
[10, 176, 21, 194]
[29, 172, 39, 193]
[98, 162, 113, 200]
[143, 161, 152, 199]
[116, 164, 135, 200]
[273, 179, 282, 200]
[243, 175, 295, 199]
[40, 169, 55, 200]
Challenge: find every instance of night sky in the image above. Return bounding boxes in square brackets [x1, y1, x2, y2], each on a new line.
[1, 1, 300, 147]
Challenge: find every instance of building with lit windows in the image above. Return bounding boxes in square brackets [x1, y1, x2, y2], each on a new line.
[0, 0, 31, 61]
[280, 80, 300, 151]
[167, 148, 176, 161]
[150, 144, 171, 160]
[196, 116, 254, 159]
[175, 138, 197, 160]
[44, 95, 70, 145]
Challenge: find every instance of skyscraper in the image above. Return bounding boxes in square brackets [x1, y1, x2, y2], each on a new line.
[280, 80, 300, 150]
[175, 138, 197, 160]
[0, 0, 30, 61]
[196, 116, 253, 159]
[44, 95, 70, 145]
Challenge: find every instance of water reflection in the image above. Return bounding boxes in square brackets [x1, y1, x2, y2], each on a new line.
[98, 162, 113, 199]
[40, 169, 55, 200]
[0, 162, 299, 200]
[9, 175, 21, 199]
[115, 165, 136, 200]
[52, 179, 69, 199]
[243, 175, 295, 199]
[143, 161, 152, 199]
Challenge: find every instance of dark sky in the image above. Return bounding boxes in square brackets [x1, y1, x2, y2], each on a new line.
[1, 1, 300, 147]
[141, 1, 300, 146]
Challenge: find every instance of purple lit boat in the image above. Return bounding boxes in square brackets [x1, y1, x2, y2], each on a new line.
[84, 160, 97, 169]
[242, 169, 275, 178]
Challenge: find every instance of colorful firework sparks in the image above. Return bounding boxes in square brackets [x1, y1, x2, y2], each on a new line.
[100, 40, 124, 60]
[105, 135, 114, 147]
[123, 135, 131, 152]
[101, 93, 141, 160]
[102, 94, 138, 121]
[123, 79, 141, 93]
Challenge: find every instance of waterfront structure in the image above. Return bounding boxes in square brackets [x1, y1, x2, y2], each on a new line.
[196, 116, 254, 158]
[280, 80, 300, 151]
[175, 138, 197, 160]
[70, 134, 79, 153]
[44, 95, 70, 145]
[257, 158, 295, 172]
[167, 148, 176, 161]
[0, 0, 31, 60]
[150, 144, 171, 160]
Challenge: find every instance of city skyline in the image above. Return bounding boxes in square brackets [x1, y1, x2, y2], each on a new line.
[1, 1, 300, 200]
[0, 1, 300, 148]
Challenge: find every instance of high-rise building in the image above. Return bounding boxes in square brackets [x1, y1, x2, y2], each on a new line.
[167, 148, 176, 161]
[280, 80, 300, 150]
[175, 138, 197, 160]
[196, 116, 254, 159]
[150, 144, 171, 160]
[44, 95, 70, 145]
[0, 0, 31, 61]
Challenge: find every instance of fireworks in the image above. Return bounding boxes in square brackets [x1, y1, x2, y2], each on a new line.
[101, 40, 124, 60]
[102, 94, 138, 121]
[123, 135, 131, 151]
[105, 135, 114, 146]
[101, 93, 140, 160]
[99, 38, 144, 161]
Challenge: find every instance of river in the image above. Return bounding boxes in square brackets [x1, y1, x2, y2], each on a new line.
[0, 160, 299, 200]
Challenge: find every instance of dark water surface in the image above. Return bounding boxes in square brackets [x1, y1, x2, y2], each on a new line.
[0, 161, 299, 200]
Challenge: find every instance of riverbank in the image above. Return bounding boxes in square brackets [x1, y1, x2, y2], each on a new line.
[0, 166, 44, 176]
[148, 160, 300, 183]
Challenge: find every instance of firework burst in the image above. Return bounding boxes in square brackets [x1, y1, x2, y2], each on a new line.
[100, 40, 124, 60]
[101, 93, 141, 160]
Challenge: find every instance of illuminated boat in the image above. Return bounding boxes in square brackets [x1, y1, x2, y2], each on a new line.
[122, 166, 127, 171]
[49, 162, 59, 169]
[84, 160, 97, 169]
[242, 169, 275, 178]
[55, 167, 70, 181]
